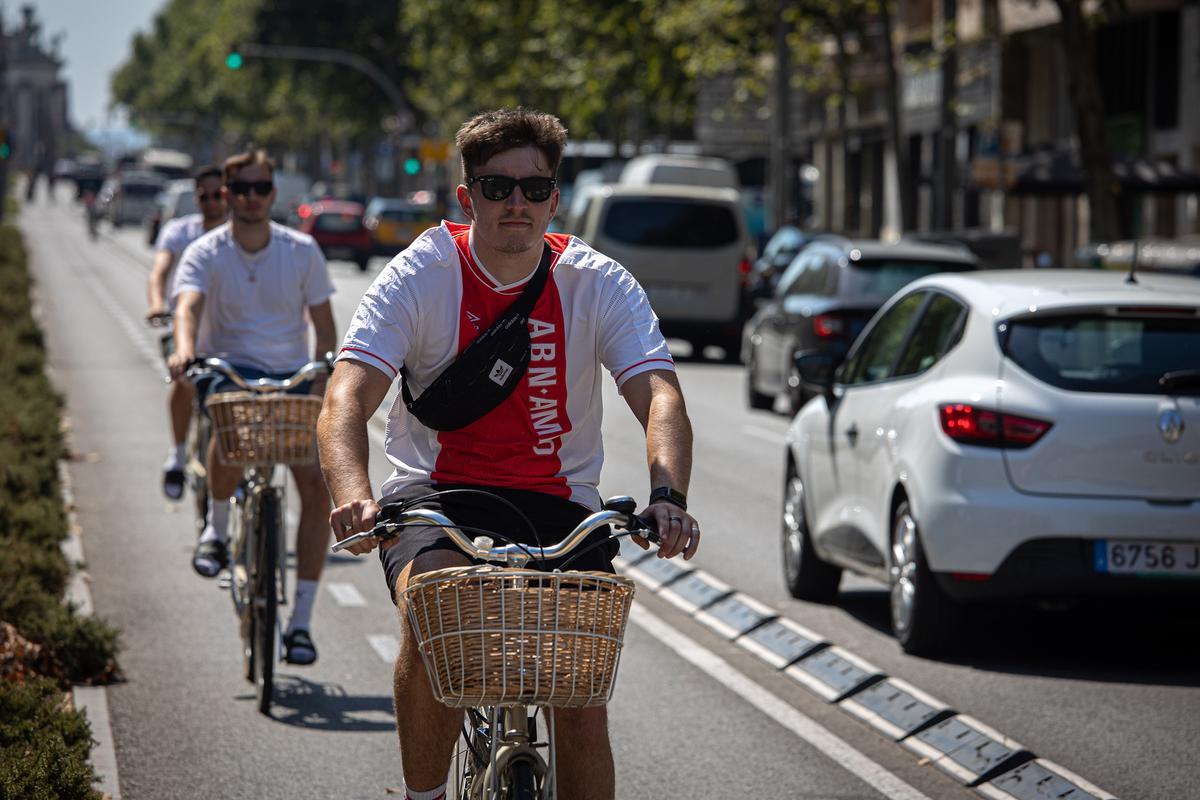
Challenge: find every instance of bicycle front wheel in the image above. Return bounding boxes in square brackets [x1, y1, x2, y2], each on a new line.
[252, 490, 280, 715]
[504, 759, 538, 800]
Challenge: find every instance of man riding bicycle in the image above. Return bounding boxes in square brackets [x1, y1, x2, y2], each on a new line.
[167, 149, 337, 666]
[147, 164, 228, 500]
[318, 107, 700, 800]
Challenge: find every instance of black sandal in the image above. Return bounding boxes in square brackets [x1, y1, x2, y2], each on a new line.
[163, 468, 185, 501]
[192, 539, 228, 578]
[284, 629, 318, 665]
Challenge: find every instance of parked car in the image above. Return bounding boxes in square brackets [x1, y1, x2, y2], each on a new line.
[783, 269, 1200, 654]
[73, 159, 105, 199]
[747, 225, 818, 300]
[572, 183, 752, 359]
[107, 170, 165, 227]
[145, 179, 198, 246]
[363, 197, 436, 256]
[298, 200, 373, 271]
[743, 237, 979, 412]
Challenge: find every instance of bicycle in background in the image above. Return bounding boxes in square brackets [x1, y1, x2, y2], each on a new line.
[333, 493, 660, 799]
[187, 357, 329, 714]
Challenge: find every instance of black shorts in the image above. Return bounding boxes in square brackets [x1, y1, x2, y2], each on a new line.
[379, 484, 618, 605]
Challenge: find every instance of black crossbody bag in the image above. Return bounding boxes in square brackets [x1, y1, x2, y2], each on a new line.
[400, 243, 552, 431]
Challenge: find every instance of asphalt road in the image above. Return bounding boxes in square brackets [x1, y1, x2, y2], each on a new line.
[19, 187, 1198, 799]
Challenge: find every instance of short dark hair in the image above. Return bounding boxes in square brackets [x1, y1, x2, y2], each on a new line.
[223, 149, 275, 183]
[456, 107, 567, 179]
[193, 164, 222, 184]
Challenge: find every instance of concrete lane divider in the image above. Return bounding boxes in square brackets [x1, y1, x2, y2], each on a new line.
[978, 758, 1118, 800]
[617, 555, 1119, 800]
[904, 714, 1032, 787]
[840, 676, 954, 741]
[785, 644, 885, 703]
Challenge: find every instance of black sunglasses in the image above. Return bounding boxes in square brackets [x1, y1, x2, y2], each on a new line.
[227, 180, 274, 197]
[467, 175, 556, 203]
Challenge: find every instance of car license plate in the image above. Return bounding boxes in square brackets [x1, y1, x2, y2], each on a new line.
[1095, 540, 1200, 577]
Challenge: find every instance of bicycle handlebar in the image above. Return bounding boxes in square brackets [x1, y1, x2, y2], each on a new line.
[185, 356, 332, 393]
[330, 496, 660, 566]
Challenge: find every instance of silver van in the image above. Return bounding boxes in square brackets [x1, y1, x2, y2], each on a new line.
[573, 184, 751, 359]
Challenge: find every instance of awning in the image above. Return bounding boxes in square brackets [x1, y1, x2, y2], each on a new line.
[974, 149, 1200, 195]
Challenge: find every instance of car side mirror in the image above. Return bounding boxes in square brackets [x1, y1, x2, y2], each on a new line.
[794, 351, 837, 404]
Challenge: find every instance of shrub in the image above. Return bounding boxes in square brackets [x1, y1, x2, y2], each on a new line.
[0, 678, 101, 800]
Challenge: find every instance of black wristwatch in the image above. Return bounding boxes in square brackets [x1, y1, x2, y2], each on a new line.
[649, 486, 687, 511]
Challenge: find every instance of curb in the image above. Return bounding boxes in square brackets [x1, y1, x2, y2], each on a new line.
[60, 459, 123, 800]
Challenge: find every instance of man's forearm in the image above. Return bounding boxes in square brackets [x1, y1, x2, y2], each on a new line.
[645, 392, 693, 494]
[174, 304, 199, 354]
[317, 399, 375, 507]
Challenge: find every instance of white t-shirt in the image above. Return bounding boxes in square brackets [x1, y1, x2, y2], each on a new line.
[172, 222, 336, 372]
[155, 214, 211, 311]
[339, 221, 675, 510]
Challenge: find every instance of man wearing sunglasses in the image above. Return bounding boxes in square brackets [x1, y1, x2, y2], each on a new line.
[167, 149, 337, 666]
[147, 164, 229, 501]
[319, 107, 700, 800]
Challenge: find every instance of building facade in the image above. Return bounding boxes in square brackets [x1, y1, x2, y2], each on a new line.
[2, 5, 70, 174]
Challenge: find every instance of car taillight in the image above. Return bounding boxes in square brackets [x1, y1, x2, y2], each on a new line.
[298, 203, 312, 219]
[738, 257, 752, 287]
[938, 403, 1052, 449]
[813, 314, 845, 339]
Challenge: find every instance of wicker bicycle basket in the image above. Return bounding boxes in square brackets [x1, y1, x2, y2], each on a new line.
[403, 565, 636, 708]
[206, 391, 323, 467]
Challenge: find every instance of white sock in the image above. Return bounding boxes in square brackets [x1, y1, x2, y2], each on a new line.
[164, 443, 186, 469]
[405, 784, 447, 800]
[287, 579, 319, 634]
[200, 498, 230, 544]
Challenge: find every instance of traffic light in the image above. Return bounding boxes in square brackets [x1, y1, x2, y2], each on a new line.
[225, 50, 244, 70]
[0, 127, 10, 160]
[403, 155, 421, 176]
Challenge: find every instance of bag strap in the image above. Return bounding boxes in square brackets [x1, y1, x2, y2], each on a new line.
[400, 242, 553, 405]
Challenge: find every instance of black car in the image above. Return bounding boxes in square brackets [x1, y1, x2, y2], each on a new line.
[742, 236, 979, 412]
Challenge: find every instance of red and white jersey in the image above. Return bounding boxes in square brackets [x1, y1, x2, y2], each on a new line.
[339, 221, 674, 509]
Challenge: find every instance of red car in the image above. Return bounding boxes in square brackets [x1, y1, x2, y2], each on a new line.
[297, 200, 373, 271]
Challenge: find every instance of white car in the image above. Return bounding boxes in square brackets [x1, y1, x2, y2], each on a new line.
[784, 269, 1200, 654]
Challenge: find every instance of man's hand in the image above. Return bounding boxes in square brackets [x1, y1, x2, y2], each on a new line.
[145, 304, 168, 322]
[329, 498, 382, 555]
[638, 500, 700, 561]
[167, 347, 194, 381]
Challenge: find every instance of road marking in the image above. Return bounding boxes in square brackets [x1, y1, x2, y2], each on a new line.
[630, 605, 934, 800]
[743, 424, 783, 444]
[368, 633, 400, 663]
[327, 581, 367, 607]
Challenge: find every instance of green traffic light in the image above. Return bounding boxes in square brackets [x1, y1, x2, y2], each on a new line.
[0, 143, 9, 160]
[225, 52, 244, 70]
[403, 157, 421, 176]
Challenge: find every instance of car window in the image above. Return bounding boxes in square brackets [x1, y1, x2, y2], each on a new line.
[841, 292, 928, 385]
[764, 228, 806, 262]
[777, 251, 814, 296]
[313, 213, 362, 233]
[893, 293, 968, 377]
[601, 199, 738, 248]
[1003, 311, 1200, 394]
[840, 259, 974, 300]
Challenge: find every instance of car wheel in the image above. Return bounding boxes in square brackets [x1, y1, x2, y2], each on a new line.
[746, 354, 775, 410]
[782, 462, 841, 602]
[356, 256, 370, 272]
[889, 500, 960, 655]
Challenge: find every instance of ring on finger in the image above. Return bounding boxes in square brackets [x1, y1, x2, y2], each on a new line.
[669, 516, 682, 523]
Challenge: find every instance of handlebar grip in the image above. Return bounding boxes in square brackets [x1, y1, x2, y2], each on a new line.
[630, 513, 661, 544]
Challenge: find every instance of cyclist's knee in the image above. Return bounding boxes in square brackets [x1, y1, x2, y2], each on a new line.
[554, 705, 609, 738]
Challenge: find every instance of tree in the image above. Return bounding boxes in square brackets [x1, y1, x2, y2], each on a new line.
[1049, 0, 1123, 241]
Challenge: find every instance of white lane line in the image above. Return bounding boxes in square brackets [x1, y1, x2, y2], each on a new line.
[743, 424, 784, 444]
[327, 581, 367, 607]
[630, 605, 934, 800]
[368, 633, 400, 663]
